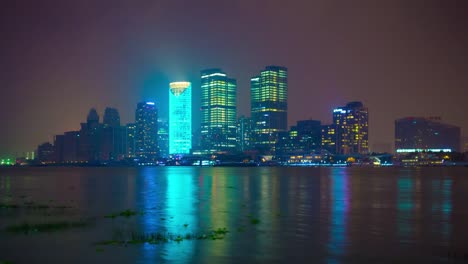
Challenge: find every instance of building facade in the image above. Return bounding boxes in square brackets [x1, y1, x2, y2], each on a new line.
[135, 102, 158, 160]
[200, 69, 237, 154]
[395, 117, 461, 153]
[333, 101, 369, 155]
[169, 82, 192, 155]
[236, 115, 253, 152]
[251, 66, 288, 154]
[321, 124, 337, 154]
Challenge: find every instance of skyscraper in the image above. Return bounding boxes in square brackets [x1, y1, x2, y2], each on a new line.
[125, 123, 136, 158]
[321, 124, 337, 154]
[236, 115, 253, 152]
[103, 107, 120, 128]
[333, 101, 369, 155]
[157, 118, 169, 157]
[395, 117, 460, 153]
[251, 66, 288, 154]
[169, 82, 192, 155]
[200, 69, 237, 153]
[135, 102, 158, 160]
[101, 107, 122, 161]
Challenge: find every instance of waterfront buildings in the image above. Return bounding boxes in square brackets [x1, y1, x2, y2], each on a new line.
[321, 124, 337, 154]
[135, 102, 158, 160]
[332, 101, 369, 155]
[236, 115, 253, 152]
[36, 142, 54, 164]
[103, 107, 120, 128]
[200, 69, 237, 154]
[169, 82, 192, 155]
[158, 118, 169, 157]
[251, 66, 288, 154]
[395, 117, 461, 153]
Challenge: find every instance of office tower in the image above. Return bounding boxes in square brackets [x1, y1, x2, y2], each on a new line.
[54, 135, 64, 163]
[135, 102, 158, 160]
[236, 115, 253, 152]
[103, 107, 120, 128]
[251, 66, 288, 154]
[395, 117, 461, 153]
[157, 118, 169, 157]
[276, 128, 298, 156]
[125, 123, 136, 157]
[296, 120, 322, 152]
[87, 108, 100, 129]
[101, 107, 124, 161]
[321, 124, 337, 154]
[200, 69, 237, 153]
[169, 82, 192, 155]
[63, 131, 80, 162]
[37, 142, 55, 164]
[333, 101, 369, 155]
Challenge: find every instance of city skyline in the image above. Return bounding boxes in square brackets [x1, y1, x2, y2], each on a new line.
[1, 1, 468, 156]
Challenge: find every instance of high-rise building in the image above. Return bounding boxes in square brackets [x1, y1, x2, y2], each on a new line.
[296, 120, 322, 152]
[135, 102, 158, 160]
[125, 123, 136, 157]
[87, 108, 100, 129]
[276, 128, 298, 156]
[63, 131, 80, 162]
[251, 66, 288, 154]
[36, 142, 55, 164]
[395, 117, 461, 153]
[103, 107, 120, 128]
[333, 101, 369, 155]
[101, 107, 124, 161]
[321, 124, 337, 154]
[200, 69, 237, 153]
[169, 82, 192, 155]
[157, 118, 169, 157]
[236, 115, 253, 152]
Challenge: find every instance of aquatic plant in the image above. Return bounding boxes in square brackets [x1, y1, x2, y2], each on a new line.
[104, 209, 139, 219]
[0, 203, 19, 209]
[6, 220, 88, 234]
[96, 227, 230, 246]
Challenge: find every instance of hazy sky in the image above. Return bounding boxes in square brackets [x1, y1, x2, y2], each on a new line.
[1, 0, 467, 156]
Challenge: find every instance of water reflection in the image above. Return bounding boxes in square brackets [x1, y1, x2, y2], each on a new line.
[430, 177, 452, 246]
[326, 168, 350, 264]
[397, 175, 415, 244]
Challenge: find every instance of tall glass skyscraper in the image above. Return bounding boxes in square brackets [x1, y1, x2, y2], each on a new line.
[169, 82, 192, 155]
[135, 102, 158, 160]
[200, 69, 237, 153]
[333, 101, 369, 154]
[251, 66, 288, 154]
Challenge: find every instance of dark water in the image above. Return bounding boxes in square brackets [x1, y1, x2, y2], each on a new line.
[1, 167, 468, 263]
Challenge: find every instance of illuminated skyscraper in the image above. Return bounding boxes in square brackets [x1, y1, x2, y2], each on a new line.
[333, 101, 369, 154]
[169, 82, 192, 154]
[321, 124, 337, 154]
[200, 69, 237, 153]
[157, 118, 169, 157]
[236, 115, 253, 152]
[125, 123, 136, 157]
[135, 102, 158, 160]
[251, 66, 288, 154]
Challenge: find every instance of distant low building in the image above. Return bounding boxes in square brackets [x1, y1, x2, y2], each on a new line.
[395, 117, 461, 153]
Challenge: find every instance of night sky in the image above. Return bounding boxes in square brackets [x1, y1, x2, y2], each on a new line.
[1, 0, 467, 156]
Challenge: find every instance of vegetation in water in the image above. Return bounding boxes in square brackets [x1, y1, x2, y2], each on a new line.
[6, 220, 89, 234]
[96, 227, 230, 246]
[104, 209, 139, 219]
